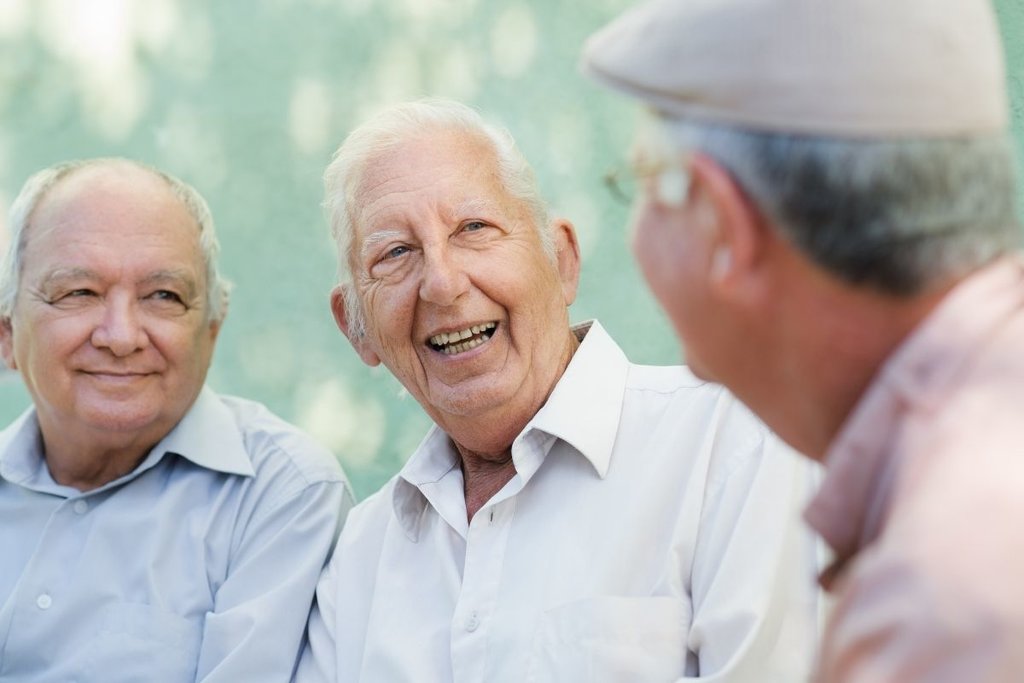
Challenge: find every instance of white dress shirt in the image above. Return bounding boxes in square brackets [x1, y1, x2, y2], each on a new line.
[0, 386, 353, 683]
[297, 321, 821, 682]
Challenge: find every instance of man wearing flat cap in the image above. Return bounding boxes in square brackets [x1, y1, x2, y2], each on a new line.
[583, 0, 1024, 680]
[296, 98, 822, 682]
[0, 158, 352, 681]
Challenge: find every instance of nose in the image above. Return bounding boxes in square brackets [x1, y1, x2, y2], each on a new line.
[91, 296, 149, 357]
[419, 246, 470, 307]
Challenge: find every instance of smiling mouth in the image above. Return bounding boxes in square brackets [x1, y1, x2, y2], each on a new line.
[427, 322, 497, 356]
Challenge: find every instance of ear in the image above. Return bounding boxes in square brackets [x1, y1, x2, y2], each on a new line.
[550, 218, 581, 306]
[688, 153, 768, 302]
[207, 306, 225, 344]
[330, 285, 381, 367]
[0, 318, 16, 370]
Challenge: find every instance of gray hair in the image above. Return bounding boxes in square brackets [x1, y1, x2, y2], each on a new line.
[653, 119, 1020, 295]
[323, 98, 552, 338]
[1, 158, 231, 322]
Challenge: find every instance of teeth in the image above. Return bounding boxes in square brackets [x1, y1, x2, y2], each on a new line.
[429, 322, 496, 349]
[442, 336, 487, 355]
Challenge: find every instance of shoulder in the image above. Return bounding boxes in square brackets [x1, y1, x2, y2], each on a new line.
[623, 363, 769, 453]
[215, 393, 348, 498]
[827, 511, 1024, 679]
[339, 478, 400, 545]
[320, 478, 401, 587]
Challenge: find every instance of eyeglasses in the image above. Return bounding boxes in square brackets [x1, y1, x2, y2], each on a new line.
[603, 159, 691, 208]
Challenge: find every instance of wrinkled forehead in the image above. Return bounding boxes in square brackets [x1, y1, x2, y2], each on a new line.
[350, 131, 519, 231]
[355, 129, 500, 196]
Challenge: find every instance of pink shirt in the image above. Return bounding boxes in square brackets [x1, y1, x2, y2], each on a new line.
[805, 255, 1024, 682]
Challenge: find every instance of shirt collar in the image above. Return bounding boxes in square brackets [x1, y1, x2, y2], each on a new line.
[806, 255, 1024, 581]
[159, 386, 255, 477]
[0, 386, 254, 493]
[391, 319, 630, 539]
[523, 320, 629, 480]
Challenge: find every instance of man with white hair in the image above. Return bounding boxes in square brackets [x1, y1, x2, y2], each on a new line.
[296, 98, 822, 682]
[583, 0, 1024, 680]
[0, 158, 352, 682]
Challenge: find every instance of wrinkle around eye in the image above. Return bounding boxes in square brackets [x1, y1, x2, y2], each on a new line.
[46, 288, 98, 306]
[383, 244, 411, 260]
[455, 220, 503, 241]
[146, 289, 185, 304]
[368, 245, 416, 280]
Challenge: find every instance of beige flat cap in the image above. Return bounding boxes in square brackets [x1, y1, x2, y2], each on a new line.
[581, 0, 1009, 137]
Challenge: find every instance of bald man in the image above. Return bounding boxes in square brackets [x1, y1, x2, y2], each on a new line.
[0, 159, 352, 682]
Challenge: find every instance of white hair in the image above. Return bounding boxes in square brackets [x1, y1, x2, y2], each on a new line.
[323, 98, 552, 338]
[0, 158, 231, 322]
[648, 117, 1020, 295]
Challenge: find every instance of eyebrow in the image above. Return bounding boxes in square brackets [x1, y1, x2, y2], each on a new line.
[38, 268, 199, 297]
[360, 229, 406, 262]
[38, 267, 96, 290]
[138, 269, 200, 298]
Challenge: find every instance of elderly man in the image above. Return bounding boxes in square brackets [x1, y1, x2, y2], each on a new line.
[582, 0, 1024, 680]
[296, 98, 820, 682]
[0, 158, 352, 682]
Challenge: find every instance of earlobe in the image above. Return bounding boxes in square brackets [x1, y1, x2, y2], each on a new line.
[0, 319, 16, 370]
[330, 285, 381, 367]
[551, 219, 581, 306]
[208, 310, 225, 344]
[710, 246, 734, 284]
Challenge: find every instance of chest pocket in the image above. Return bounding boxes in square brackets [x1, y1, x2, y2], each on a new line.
[81, 602, 202, 683]
[527, 595, 692, 683]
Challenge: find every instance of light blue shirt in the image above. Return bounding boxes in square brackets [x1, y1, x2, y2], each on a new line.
[0, 386, 352, 683]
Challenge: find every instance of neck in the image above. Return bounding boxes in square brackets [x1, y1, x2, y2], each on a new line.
[38, 424, 159, 492]
[739, 262, 955, 460]
[445, 327, 580, 521]
[454, 441, 517, 521]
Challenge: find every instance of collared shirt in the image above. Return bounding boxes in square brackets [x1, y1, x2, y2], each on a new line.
[297, 321, 822, 683]
[805, 256, 1024, 682]
[0, 386, 353, 683]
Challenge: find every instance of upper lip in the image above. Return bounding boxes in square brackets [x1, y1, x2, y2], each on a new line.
[82, 370, 152, 376]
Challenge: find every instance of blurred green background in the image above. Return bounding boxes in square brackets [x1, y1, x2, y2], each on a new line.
[1, 0, 1022, 499]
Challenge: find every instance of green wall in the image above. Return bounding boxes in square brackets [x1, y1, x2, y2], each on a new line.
[0, 0, 1021, 498]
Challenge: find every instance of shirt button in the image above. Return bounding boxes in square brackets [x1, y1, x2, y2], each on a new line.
[464, 612, 480, 632]
[73, 500, 89, 515]
[36, 593, 52, 610]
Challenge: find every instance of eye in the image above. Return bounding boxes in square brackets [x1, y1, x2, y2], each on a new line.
[462, 220, 488, 233]
[147, 290, 185, 304]
[382, 245, 410, 261]
[48, 289, 96, 305]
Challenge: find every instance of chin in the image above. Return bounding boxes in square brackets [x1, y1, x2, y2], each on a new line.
[682, 352, 717, 383]
[79, 406, 167, 435]
[429, 382, 512, 420]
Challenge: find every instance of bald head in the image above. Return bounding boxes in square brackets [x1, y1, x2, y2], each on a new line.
[1, 158, 230, 322]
